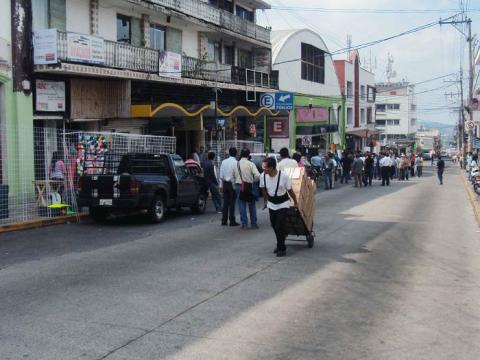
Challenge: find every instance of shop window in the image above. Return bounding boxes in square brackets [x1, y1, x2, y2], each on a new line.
[301, 43, 325, 84]
[149, 24, 166, 50]
[117, 14, 131, 44]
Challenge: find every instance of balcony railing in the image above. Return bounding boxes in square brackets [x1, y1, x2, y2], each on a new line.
[48, 31, 278, 89]
[145, 0, 270, 43]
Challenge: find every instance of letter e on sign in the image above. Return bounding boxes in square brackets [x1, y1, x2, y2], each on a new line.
[273, 121, 284, 133]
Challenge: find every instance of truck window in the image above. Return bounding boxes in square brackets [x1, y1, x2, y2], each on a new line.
[118, 156, 168, 175]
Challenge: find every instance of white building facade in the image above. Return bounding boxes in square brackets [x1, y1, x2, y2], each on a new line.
[271, 29, 344, 153]
[375, 82, 417, 152]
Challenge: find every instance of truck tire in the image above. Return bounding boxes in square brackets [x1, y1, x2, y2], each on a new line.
[90, 207, 109, 222]
[191, 192, 207, 214]
[148, 195, 166, 223]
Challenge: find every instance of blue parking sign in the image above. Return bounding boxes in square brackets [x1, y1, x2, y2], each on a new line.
[260, 92, 293, 110]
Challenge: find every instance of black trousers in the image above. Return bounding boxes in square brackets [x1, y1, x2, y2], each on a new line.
[269, 208, 288, 252]
[381, 167, 390, 186]
[222, 181, 237, 224]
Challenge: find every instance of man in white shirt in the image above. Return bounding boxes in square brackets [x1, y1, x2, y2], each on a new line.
[219, 147, 240, 226]
[260, 157, 298, 257]
[277, 147, 297, 171]
[235, 148, 260, 229]
[380, 153, 393, 186]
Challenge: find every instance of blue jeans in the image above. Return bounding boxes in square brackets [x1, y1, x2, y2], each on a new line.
[468, 168, 472, 181]
[438, 170, 444, 184]
[324, 169, 333, 189]
[237, 183, 257, 227]
[340, 169, 350, 184]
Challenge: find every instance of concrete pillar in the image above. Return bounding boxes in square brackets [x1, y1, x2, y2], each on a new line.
[142, 14, 150, 48]
[198, 33, 208, 59]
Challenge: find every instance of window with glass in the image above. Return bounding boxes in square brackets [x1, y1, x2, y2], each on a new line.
[301, 43, 325, 84]
[224, 45, 234, 65]
[238, 49, 253, 68]
[386, 104, 400, 110]
[208, 40, 222, 63]
[376, 120, 386, 126]
[347, 108, 353, 125]
[346, 81, 353, 98]
[117, 14, 131, 43]
[376, 104, 386, 112]
[149, 24, 166, 50]
[360, 109, 366, 124]
[236, 5, 254, 21]
[360, 85, 366, 100]
[386, 119, 400, 126]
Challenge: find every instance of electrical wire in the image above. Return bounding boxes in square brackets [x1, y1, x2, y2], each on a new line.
[268, 6, 480, 14]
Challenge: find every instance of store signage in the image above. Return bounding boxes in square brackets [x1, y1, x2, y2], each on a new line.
[35, 80, 65, 112]
[301, 135, 312, 146]
[260, 92, 294, 110]
[473, 137, 480, 149]
[268, 117, 289, 138]
[296, 107, 329, 123]
[159, 51, 182, 79]
[67, 33, 105, 64]
[33, 29, 58, 65]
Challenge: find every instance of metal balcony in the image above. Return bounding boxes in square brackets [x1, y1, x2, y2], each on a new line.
[51, 32, 278, 89]
[145, 0, 271, 43]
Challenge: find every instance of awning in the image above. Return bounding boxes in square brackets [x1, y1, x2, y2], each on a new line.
[296, 124, 338, 135]
[346, 124, 382, 138]
[131, 104, 281, 118]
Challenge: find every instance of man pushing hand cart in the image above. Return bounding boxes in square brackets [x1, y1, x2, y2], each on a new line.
[260, 157, 316, 257]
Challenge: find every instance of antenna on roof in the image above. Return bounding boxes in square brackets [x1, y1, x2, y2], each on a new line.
[347, 35, 352, 57]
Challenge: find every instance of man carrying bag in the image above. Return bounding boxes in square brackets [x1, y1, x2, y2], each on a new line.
[260, 157, 298, 257]
[236, 149, 260, 229]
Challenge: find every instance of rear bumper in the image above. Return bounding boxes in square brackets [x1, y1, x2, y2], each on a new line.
[78, 197, 143, 209]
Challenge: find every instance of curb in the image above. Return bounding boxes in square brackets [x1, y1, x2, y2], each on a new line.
[0, 214, 89, 234]
[461, 172, 480, 226]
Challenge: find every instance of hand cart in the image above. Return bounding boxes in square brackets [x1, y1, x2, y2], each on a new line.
[284, 207, 315, 248]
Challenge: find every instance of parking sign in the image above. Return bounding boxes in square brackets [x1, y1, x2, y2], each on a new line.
[260, 92, 294, 110]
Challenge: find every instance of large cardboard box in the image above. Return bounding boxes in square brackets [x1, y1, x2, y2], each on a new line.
[284, 167, 316, 230]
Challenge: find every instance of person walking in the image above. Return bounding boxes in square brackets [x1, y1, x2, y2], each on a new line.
[380, 153, 393, 186]
[260, 157, 298, 257]
[416, 155, 423, 177]
[467, 152, 473, 181]
[321, 153, 335, 190]
[219, 147, 240, 226]
[390, 153, 397, 180]
[363, 153, 374, 186]
[277, 147, 297, 171]
[236, 149, 260, 229]
[410, 154, 416, 177]
[340, 151, 352, 184]
[437, 156, 445, 185]
[351, 153, 364, 188]
[376, 153, 382, 180]
[201, 152, 222, 213]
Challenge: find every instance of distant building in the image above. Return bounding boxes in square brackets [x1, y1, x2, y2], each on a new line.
[375, 82, 417, 153]
[334, 51, 379, 153]
[416, 126, 441, 153]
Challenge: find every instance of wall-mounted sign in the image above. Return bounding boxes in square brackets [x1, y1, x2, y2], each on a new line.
[296, 107, 329, 123]
[159, 51, 182, 79]
[268, 117, 289, 138]
[67, 33, 105, 64]
[36, 80, 65, 112]
[301, 135, 312, 146]
[33, 29, 58, 65]
[473, 137, 480, 149]
[465, 120, 475, 131]
[260, 92, 294, 110]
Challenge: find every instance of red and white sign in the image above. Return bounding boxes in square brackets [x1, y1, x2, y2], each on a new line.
[296, 107, 329, 123]
[268, 117, 289, 138]
[36, 80, 65, 112]
[159, 51, 182, 79]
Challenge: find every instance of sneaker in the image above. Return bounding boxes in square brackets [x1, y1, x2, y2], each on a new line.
[230, 222, 240, 227]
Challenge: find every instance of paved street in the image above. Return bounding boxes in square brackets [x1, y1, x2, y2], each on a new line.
[1, 164, 479, 360]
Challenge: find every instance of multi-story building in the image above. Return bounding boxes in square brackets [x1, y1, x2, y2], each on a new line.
[416, 126, 441, 153]
[334, 51, 378, 152]
[272, 29, 343, 154]
[30, 0, 279, 158]
[375, 82, 417, 153]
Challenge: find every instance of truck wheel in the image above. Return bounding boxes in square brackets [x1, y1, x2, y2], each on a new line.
[191, 193, 207, 214]
[90, 207, 109, 223]
[306, 234, 314, 248]
[148, 196, 165, 223]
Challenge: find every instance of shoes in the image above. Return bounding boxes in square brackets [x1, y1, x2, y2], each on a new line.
[273, 248, 278, 254]
[230, 222, 240, 227]
[276, 250, 287, 257]
[221, 221, 227, 226]
[251, 224, 259, 229]
[241, 225, 248, 229]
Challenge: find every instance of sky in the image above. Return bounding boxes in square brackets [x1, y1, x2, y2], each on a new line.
[256, 0, 480, 126]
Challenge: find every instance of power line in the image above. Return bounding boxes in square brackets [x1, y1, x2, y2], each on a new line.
[269, 6, 480, 14]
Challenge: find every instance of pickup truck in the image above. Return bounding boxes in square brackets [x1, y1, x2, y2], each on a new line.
[77, 153, 208, 223]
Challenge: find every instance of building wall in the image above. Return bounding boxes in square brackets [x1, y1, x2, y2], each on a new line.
[66, 0, 90, 34]
[273, 30, 341, 98]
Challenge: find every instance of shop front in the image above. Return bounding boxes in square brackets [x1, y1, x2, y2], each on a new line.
[291, 95, 344, 156]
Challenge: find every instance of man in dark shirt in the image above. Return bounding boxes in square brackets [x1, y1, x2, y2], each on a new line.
[437, 156, 445, 185]
[202, 152, 222, 212]
[363, 153, 375, 186]
[340, 152, 352, 184]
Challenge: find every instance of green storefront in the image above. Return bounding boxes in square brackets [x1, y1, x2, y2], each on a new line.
[290, 94, 345, 154]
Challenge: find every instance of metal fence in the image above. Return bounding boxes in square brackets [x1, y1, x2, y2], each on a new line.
[208, 140, 265, 169]
[0, 128, 175, 226]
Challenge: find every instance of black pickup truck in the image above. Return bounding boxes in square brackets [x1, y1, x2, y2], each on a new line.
[77, 153, 208, 223]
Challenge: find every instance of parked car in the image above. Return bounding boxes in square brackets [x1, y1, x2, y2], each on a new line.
[77, 153, 208, 223]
